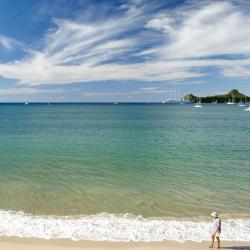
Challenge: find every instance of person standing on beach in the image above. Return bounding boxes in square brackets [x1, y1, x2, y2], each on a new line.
[210, 212, 221, 249]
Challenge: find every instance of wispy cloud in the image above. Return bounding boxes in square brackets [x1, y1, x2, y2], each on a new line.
[0, 87, 65, 95]
[0, 87, 41, 95]
[81, 91, 125, 97]
[0, 34, 24, 51]
[147, 1, 250, 59]
[131, 87, 176, 94]
[0, 0, 250, 86]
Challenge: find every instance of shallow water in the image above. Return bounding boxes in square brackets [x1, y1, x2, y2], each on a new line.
[0, 103, 249, 220]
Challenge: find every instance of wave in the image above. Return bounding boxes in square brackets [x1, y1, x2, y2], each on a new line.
[0, 210, 249, 242]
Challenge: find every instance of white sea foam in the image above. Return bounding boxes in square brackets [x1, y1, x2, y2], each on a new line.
[0, 210, 249, 242]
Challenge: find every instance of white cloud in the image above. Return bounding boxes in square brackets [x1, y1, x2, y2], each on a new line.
[0, 87, 41, 95]
[0, 87, 65, 95]
[0, 1, 250, 85]
[0, 34, 23, 51]
[131, 87, 176, 94]
[81, 91, 125, 97]
[147, 2, 250, 59]
[222, 65, 250, 77]
[0, 35, 14, 50]
[0, 34, 29, 52]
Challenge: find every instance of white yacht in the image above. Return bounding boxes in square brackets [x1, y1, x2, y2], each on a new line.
[244, 105, 250, 111]
[238, 103, 247, 107]
[227, 97, 235, 105]
[194, 98, 203, 108]
[238, 97, 247, 107]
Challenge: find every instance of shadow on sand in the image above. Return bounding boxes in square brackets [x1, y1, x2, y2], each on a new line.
[222, 247, 250, 250]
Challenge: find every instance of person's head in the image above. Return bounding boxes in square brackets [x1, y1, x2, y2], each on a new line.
[211, 212, 219, 218]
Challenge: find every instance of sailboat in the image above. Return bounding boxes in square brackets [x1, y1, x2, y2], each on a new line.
[227, 96, 235, 105]
[244, 104, 250, 111]
[194, 97, 203, 108]
[238, 97, 247, 107]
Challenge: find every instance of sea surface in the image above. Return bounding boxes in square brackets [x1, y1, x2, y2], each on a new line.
[0, 103, 249, 241]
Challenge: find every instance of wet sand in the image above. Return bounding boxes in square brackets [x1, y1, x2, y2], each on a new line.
[0, 237, 249, 250]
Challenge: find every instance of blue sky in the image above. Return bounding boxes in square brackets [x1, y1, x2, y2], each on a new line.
[0, 0, 250, 102]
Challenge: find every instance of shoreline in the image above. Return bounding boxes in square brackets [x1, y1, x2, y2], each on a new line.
[0, 210, 250, 242]
[0, 237, 250, 250]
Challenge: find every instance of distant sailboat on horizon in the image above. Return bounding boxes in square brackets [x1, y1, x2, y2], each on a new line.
[194, 97, 203, 108]
[244, 104, 250, 111]
[227, 97, 235, 105]
[238, 97, 247, 107]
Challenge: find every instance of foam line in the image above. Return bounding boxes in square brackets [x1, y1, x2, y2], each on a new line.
[0, 210, 249, 242]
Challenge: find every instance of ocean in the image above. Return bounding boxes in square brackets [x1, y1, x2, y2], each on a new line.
[0, 103, 249, 241]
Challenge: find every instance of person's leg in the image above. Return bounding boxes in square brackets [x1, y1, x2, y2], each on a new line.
[216, 237, 220, 249]
[209, 234, 215, 248]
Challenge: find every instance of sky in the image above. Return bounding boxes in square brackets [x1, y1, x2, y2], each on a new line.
[0, 0, 250, 102]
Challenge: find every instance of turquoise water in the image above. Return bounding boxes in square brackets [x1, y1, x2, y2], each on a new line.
[0, 103, 249, 218]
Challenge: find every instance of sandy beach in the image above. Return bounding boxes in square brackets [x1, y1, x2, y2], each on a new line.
[0, 238, 249, 250]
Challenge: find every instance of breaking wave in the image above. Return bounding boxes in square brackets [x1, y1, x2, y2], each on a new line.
[0, 210, 249, 242]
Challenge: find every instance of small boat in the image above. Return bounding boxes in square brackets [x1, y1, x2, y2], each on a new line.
[244, 105, 250, 112]
[194, 104, 203, 108]
[194, 97, 203, 108]
[238, 103, 247, 107]
[25, 102, 29, 105]
[238, 97, 247, 107]
[227, 97, 235, 105]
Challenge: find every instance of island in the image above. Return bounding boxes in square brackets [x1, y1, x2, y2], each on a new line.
[184, 89, 250, 103]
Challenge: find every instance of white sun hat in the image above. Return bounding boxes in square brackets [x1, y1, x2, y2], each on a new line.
[211, 212, 219, 217]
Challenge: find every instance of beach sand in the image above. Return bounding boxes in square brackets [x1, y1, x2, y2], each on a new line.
[0, 238, 249, 250]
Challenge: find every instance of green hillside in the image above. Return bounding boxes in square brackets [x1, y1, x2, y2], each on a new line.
[184, 89, 250, 103]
